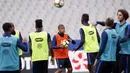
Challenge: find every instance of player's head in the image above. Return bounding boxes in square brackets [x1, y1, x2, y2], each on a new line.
[58, 24, 65, 34]
[2, 22, 13, 33]
[35, 19, 43, 29]
[105, 18, 114, 27]
[81, 13, 89, 24]
[10, 23, 15, 35]
[117, 9, 129, 22]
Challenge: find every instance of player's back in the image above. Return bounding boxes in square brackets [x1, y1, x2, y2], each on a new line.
[29, 31, 49, 61]
[0, 35, 19, 70]
[100, 29, 118, 61]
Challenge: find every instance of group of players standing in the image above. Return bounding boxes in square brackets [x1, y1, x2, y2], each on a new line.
[0, 9, 130, 73]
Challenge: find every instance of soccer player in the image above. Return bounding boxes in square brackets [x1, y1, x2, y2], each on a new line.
[97, 9, 130, 73]
[29, 19, 54, 73]
[73, 13, 100, 73]
[11, 23, 24, 71]
[52, 24, 76, 73]
[95, 18, 120, 73]
[0, 22, 27, 73]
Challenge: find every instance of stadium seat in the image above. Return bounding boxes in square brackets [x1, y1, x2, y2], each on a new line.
[0, 0, 130, 39]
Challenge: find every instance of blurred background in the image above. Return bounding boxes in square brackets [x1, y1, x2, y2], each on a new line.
[0, 0, 130, 38]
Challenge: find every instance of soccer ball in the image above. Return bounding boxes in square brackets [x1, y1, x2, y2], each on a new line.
[53, 0, 64, 8]
[61, 40, 69, 47]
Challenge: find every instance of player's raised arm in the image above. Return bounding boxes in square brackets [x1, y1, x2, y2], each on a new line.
[96, 21, 105, 26]
[96, 21, 117, 29]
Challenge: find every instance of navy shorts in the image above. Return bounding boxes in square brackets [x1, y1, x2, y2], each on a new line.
[56, 58, 72, 69]
[19, 56, 22, 70]
[0, 70, 20, 73]
[96, 60, 116, 73]
[87, 52, 98, 73]
[87, 52, 98, 65]
[119, 54, 130, 73]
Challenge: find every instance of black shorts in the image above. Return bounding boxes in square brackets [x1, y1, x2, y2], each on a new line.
[112, 53, 121, 73]
[19, 56, 22, 70]
[33, 60, 48, 73]
[87, 52, 98, 72]
[56, 58, 72, 69]
[0, 70, 20, 73]
[119, 54, 130, 73]
[95, 60, 116, 73]
[87, 52, 98, 65]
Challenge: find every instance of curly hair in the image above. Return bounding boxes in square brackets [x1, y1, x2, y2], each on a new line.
[117, 9, 129, 20]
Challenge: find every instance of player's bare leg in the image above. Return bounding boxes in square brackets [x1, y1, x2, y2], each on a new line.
[55, 69, 62, 73]
[67, 68, 73, 73]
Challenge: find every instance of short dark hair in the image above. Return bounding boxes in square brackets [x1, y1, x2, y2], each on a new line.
[2, 22, 12, 32]
[105, 18, 114, 27]
[35, 19, 43, 28]
[81, 13, 89, 24]
[58, 24, 64, 29]
[117, 9, 129, 20]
